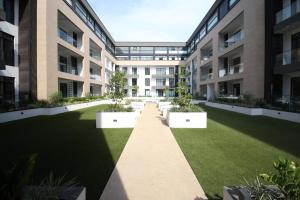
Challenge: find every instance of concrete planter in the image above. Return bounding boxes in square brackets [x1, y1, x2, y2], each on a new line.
[96, 111, 140, 128]
[205, 102, 300, 123]
[205, 102, 262, 115]
[167, 111, 207, 128]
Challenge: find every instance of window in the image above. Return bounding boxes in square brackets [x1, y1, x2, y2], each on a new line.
[156, 68, 166, 75]
[116, 47, 129, 54]
[0, 31, 14, 67]
[169, 67, 175, 75]
[169, 78, 175, 88]
[145, 68, 150, 75]
[145, 89, 150, 97]
[122, 67, 128, 74]
[155, 47, 167, 54]
[132, 67, 137, 75]
[59, 56, 68, 72]
[200, 27, 206, 40]
[2, 0, 14, 24]
[229, 0, 238, 8]
[207, 12, 218, 31]
[75, 1, 87, 22]
[145, 78, 150, 86]
[132, 78, 137, 86]
[156, 79, 166, 86]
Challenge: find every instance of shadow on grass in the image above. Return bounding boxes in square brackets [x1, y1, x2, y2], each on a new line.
[201, 106, 300, 158]
[0, 106, 130, 200]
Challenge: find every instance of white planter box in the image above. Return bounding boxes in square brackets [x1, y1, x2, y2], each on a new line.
[158, 102, 172, 111]
[167, 112, 207, 128]
[161, 105, 180, 118]
[96, 111, 139, 128]
[205, 102, 263, 116]
[131, 102, 145, 110]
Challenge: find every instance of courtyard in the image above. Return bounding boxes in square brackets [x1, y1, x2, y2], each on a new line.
[0, 103, 299, 199]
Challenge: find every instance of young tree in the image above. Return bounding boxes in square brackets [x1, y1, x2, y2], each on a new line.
[107, 71, 126, 107]
[174, 80, 192, 108]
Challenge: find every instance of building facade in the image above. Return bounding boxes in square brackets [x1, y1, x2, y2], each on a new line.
[0, 0, 299, 110]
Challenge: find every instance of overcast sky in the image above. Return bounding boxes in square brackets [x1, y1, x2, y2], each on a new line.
[87, 0, 215, 42]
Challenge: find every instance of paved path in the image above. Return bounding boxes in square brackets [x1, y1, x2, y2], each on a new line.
[100, 103, 207, 200]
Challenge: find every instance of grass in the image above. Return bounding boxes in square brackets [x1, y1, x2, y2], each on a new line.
[0, 105, 132, 200]
[172, 106, 300, 200]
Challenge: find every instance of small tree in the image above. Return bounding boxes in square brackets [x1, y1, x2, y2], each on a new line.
[107, 71, 126, 107]
[174, 80, 192, 108]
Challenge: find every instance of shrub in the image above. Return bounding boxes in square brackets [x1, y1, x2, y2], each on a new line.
[173, 80, 192, 108]
[260, 158, 300, 200]
[244, 177, 283, 200]
[107, 71, 127, 105]
[49, 92, 63, 105]
[170, 104, 203, 112]
[103, 104, 133, 112]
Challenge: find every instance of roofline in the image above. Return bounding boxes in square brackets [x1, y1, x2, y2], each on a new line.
[115, 42, 187, 47]
[80, 0, 115, 43]
[186, 0, 221, 44]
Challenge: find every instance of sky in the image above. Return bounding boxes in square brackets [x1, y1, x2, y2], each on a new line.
[87, 0, 215, 42]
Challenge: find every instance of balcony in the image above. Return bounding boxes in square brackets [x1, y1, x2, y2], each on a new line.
[219, 64, 244, 78]
[200, 55, 213, 64]
[58, 45, 83, 76]
[276, 0, 300, 24]
[275, 49, 300, 66]
[220, 31, 244, 51]
[58, 12, 83, 50]
[152, 85, 167, 90]
[200, 73, 213, 81]
[274, 49, 300, 73]
[126, 74, 139, 78]
[90, 39, 102, 61]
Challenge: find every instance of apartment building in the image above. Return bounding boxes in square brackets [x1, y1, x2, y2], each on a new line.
[115, 42, 186, 97]
[265, 0, 300, 111]
[0, 0, 299, 109]
[186, 0, 265, 100]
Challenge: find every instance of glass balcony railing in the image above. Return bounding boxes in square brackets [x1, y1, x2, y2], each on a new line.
[276, 0, 300, 24]
[221, 30, 244, 50]
[200, 54, 213, 64]
[200, 73, 213, 81]
[90, 74, 101, 81]
[275, 49, 300, 67]
[58, 28, 78, 48]
[219, 63, 244, 77]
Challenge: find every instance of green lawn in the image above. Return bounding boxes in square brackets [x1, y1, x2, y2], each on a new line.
[0, 105, 132, 200]
[172, 106, 300, 200]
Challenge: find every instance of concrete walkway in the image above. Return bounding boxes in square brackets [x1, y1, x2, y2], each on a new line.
[100, 104, 207, 200]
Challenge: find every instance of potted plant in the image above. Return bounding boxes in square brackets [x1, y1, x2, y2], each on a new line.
[166, 80, 207, 128]
[96, 71, 140, 128]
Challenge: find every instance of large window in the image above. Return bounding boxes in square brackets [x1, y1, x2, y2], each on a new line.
[132, 67, 137, 75]
[1, 0, 14, 24]
[207, 12, 218, 31]
[156, 68, 166, 75]
[200, 27, 206, 40]
[59, 56, 68, 73]
[169, 78, 175, 88]
[0, 31, 14, 68]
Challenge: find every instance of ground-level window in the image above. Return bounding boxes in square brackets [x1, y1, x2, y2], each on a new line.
[145, 89, 150, 97]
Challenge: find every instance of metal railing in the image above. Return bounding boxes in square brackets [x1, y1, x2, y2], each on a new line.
[276, 0, 300, 24]
[273, 95, 300, 113]
[219, 63, 244, 77]
[90, 74, 101, 81]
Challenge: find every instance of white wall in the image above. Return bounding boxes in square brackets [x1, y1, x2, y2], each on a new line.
[121, 65, 176, 97]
